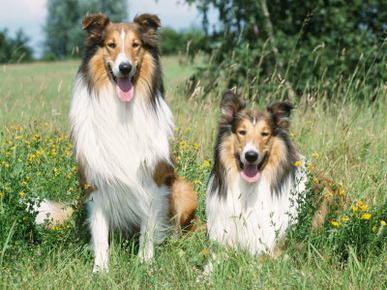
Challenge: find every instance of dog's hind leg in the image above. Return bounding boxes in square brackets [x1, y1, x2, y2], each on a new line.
[169, 178, 198, 231]
[87, 192, 110, 272]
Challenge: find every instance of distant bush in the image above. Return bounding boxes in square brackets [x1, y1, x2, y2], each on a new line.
[160, 27, 204, 56]
[0, 29, 33, 64]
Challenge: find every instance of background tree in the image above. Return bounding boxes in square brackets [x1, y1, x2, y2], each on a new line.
[43, 0, 127, 60]
[0, 29, 33, 64]
[185, 0, 386, 100]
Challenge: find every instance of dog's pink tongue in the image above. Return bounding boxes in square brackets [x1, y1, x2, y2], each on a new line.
[116, 78, 134, 103]
[241, 165, 260, 183]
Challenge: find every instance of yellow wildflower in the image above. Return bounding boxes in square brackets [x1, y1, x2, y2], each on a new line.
[294, 161, 301, 167]
[372, 226, 377, 232]
[341, 217, 349, 223]
[0, 192, 3, 197]
[339, 189, 344, 195]
[313, 177, 319, 183]
[312, 153, 320, 158]
[20, 192, 25, 197]
[290, 132, 294, 137]
[381, 220, 386, 226]
[351, 205, 358, 212]
[193, 143, 199, 150]
[186, 127, 192, 131]
[203, 160, 210, 167]
[325, 192, 333, 198]
[202, 249, 207, 257]
[194, 180, 202, 185]
[331, 221, 339, 227]
[361, 213, 371, 220]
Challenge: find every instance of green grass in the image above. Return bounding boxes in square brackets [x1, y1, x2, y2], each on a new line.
[0, 55, 386, 288]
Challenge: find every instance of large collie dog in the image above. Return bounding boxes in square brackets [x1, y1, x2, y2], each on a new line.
[69, 13, 197, 272]
[206, 90, 307, 256]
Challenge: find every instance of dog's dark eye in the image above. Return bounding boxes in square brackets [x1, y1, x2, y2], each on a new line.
[132, 42, 139, 48]
[107, 42, 116, 49]
[238, 130, 246, 136]
[261, 132, 269, 137]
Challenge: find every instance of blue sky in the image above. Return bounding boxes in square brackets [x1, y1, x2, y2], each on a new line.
[0, 0, 218, 58]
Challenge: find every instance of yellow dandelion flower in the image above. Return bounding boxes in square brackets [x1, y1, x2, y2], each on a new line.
[73, 166, 78, 171]
[6, 152, 10, 157]
[331, 221, 339, 227]
[50, 226, 55, 230]
[339, 189, 344, 195]
[325, 192, 333, 198]
[307, 120, 313, 124]
[359, 204, 368, 212]
[16, 136, 22, 140]
[313, 177, 319, 183]
[186, 127, 192, 131]
[193, 143, 199, 150]
[203, 160, 210, 167]
[381, 220, 386, 226]
[372, 226, 377, 232]
[351, 205, 358, 212]
[20, 192, 25, 197]
[202, 249, 207, 256]
[294, 161, 301, 167]
[22, 217, 26, 221]
[0, 192, 4, 197]
[55, 172, 59, 176]
[194, 180, 202, 185]
[361, 213, 371, 220]
[18, 159, 22, 162]
[312, 153, 320, 158]
[5, 163, 9, 168]
[290, 132, 294, 137]
[21, 181, 27, 185]
[341, 217, 349, 223]
[45, 122, 49, 127]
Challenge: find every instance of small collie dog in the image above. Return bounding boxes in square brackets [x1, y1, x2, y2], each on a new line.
[68, 13, 197, 272]
[206, 90, 307, 256]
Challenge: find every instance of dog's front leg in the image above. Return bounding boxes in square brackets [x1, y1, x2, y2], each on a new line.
[87, 193, 110, 272]
[138, 220, 156, 263]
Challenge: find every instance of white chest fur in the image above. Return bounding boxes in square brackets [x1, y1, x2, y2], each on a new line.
[69, 76, 174, 233]
[206, 165, 307, 255]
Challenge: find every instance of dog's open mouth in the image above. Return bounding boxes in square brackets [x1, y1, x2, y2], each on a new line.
[239, 157, 266, 183]
[108, 65, 135, 103]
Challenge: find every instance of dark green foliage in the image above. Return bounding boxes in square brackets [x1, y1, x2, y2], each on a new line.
[160, 27, 204, 56]
[185, 0, 386, 100]
[43, 0, 128, 59]
[0, 29, 33, 64]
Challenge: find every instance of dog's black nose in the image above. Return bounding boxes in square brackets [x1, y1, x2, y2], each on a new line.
[119, 62, 132, 75]
[245, 151, 258, 163]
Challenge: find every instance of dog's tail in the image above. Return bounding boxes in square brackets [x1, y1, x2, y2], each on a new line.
[33, 199, 73, 225]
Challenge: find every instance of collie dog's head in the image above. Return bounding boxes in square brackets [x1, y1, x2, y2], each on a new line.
[216, 90, 297, 185]
[80, 13, 163, 102]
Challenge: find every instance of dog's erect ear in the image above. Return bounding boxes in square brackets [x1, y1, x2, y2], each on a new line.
[134, 14, 161, 48]
[266, 102, 294, 130]
[82, 13, 110, 44]
[220, 90, 246, 123]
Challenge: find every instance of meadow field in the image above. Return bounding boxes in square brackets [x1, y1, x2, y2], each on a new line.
[0, 55, 386, 288]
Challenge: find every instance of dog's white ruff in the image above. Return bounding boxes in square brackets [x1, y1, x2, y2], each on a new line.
[206, 159, 307, 255]
[70, 75, 174, 272]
